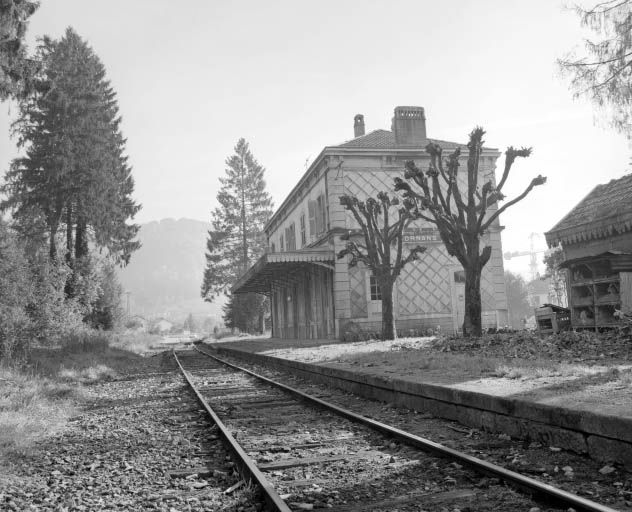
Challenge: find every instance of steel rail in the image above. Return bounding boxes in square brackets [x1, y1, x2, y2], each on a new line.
[172, 351, 291, 512]
[195, 345, 619, 512]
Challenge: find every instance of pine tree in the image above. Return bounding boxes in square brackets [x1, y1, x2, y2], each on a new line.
[183, 313, 197, 333]
[0, 0, 39, 101]
[201, 138, 273, 332]
[1, 28, 141, 272]
[222, 293, 264, 334]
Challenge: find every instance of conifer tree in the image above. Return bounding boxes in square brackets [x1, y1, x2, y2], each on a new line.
[201, 138, 273, 332]
[1, 28, 141, 273]
[0, 0, 39, 101]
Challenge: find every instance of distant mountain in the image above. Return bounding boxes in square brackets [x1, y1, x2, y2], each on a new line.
[118, 218, 225, 323]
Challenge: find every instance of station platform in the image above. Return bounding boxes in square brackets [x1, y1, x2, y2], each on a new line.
[204, 337, 632, 469]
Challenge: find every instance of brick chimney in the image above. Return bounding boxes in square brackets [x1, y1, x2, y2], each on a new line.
[391, 106, 426, 146]
[353, 114, 365, 137]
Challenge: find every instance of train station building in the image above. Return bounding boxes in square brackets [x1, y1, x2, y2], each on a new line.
[232, 106, 509, 339]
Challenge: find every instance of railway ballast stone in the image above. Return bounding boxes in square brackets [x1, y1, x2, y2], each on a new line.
[213, 345, 632, 469]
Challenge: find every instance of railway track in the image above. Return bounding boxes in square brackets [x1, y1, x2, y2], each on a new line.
[173, 347, 620, 512]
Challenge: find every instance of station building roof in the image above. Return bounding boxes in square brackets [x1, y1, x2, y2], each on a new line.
[231, 249, 335, 294]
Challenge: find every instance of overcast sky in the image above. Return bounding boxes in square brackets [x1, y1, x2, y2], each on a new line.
[1, 0, 629, 278]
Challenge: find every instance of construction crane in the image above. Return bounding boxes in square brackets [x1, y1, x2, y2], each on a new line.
[503, 233, 547, 282]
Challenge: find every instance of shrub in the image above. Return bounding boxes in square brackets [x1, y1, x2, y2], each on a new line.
[60, 329, 111, 354]
[0, 221, 34, 361]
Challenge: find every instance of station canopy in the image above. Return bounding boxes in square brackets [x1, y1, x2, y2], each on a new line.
[231, 249, 335, 295]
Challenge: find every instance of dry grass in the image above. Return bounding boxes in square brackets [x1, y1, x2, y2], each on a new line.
[110, 332, 162, 355]
[0, 329, 159, 459]
[0, 366, 81, 454]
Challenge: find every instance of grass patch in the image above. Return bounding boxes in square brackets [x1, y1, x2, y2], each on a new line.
[0, 366, 81, 454]
[27, 330, 158, 380]
[492, 363, 622, 380]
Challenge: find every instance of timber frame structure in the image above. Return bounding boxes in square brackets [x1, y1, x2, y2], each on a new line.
[546, 173, 632, 329]
[232, 106, 509, 339]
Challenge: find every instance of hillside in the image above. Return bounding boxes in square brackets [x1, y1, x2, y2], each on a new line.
[118, 218, 224, 323]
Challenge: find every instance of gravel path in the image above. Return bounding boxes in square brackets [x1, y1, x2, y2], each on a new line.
[0, 356, 262, 512]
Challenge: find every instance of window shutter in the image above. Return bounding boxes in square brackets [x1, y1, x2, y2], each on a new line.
[308, 200, 316, 237]
[289, 224, 296, 250]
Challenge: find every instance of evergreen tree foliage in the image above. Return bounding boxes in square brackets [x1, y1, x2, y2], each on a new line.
[395, 128, 546, 337]
[201, 138, 273, 297]
[183, 313, 197, 333]
[201, 138, 273, 333]
[85, 259, 124, 330]
[337, 192, 426, 340]
[559, 1, 632, 136]
[1, 27, 141, 271]
[222, 293, 265, 334]
[0, 0, 39, 101]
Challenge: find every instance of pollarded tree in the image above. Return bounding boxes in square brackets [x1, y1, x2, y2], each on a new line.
[201, 138, 273, 332]
[559, 1, 632, 136]
[0, 0, 39, 101]
[337, 192, 426, 340]
[395, 128, 546, 337]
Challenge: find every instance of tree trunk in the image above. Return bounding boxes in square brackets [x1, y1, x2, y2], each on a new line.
[49, 228, 57, 261]
[65, 204, 73, 266]
[380, 280, 396, 340]
[74, 216, 88, 260]
[48, 213, 61, 261]
[463, 266, 482, 337]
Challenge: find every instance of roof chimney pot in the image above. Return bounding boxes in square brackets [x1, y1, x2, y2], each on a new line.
[391, 106, 426, 146]
[353, 114, 365, 138]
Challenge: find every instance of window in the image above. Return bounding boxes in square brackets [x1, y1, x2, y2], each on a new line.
[280, 234, 284, 252]
[270, 242, 276, 253]
[300, 213, 306, 246]
[454, 270, 466, 283]
[308, 194, 328, 237]
[317, 194, 327, 233]
[369, 275, 382, 301]
[285, 223, 296, 251]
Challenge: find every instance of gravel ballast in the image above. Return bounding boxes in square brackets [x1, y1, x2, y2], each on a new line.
[0, 358, 261, 512]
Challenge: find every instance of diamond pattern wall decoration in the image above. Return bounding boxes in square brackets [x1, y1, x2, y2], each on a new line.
[342, 169, 502, 318]
[349, 265, 367, 318]
[396, 247, 452, 315]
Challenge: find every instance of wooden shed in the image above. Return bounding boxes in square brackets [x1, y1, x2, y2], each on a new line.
[545, 174, 632, 329]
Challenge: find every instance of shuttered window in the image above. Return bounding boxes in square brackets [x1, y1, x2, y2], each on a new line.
[286, 223, 296, 251]
[308, 200, 316, 237]
[317, 194, 327, 234]
[300, 213, 306, 246]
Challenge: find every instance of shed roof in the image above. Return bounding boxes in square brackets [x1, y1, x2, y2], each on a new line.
[545, 173, 632, 246]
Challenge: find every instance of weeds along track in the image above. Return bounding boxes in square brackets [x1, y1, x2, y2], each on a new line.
[173, 348, 620, 512]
